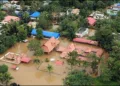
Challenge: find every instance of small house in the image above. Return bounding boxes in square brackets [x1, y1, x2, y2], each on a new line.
[28, 21, 37, 28]
[106, 9, 118, 16]
[89, 11, 109, 20]
[11, 0, 19, 4]
[1, 15, 20, 24]
[67, 8, 80, 15]
[87, 17, 96, 26]
[0, 0, 9, 3]
[42, 37, 60, 53]
[75, 27, 89, 37]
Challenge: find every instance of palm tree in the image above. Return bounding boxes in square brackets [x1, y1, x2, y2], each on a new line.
[33, 57, 41, 70]
[0, 72, 13, 86]
[67, 50, 79, 71]
[88, 53, 102, 75]
[47, 64, 53, 75]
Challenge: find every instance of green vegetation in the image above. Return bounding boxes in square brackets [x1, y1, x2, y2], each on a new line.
[27, 39, 44, 56]
[45, 58, 49, 62]
[64, 70, 93, 86]
[67, 51, 79, 71]
[0, 64, 13, 85]
[33, 57, 41, 70]
[47, 64, 53, 75]
[37, 11, 52, 30]
[36, 28, 43, 39]
[0, 0, 120, 85]
[0, 64, 8, 73]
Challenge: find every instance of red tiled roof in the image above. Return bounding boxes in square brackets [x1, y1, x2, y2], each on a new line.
[87, 17, 96, 26]
[73, 38, 98, 46]
[21, 57, 31, 63]
[2, 15, 20, 23]
[42, 37, 60, 53]
[56, 46, 65, 52]
[60, 43, 75, 58]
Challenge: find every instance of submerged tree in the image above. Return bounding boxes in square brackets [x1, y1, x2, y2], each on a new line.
[33, 57, 41, 70]
[0, 65, 13, 86]
[47, 64, 53, 75]
[27, 40, 40, 51]
[67, 50, 79, 71]
[88, 54, 102, 75]
[34, 48, 44, 56]
[36, 28, 43, 39]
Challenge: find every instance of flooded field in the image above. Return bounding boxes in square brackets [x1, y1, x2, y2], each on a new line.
[0, 37, 108, 85]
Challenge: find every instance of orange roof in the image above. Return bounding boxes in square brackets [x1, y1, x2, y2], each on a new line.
[2, 16, 20, 23]
[60, 43, 75, 58]
[42, 37, 60, 53]
[56, 46, 65, 52]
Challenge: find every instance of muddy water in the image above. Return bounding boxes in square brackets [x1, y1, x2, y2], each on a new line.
[0, 37, 108, 85]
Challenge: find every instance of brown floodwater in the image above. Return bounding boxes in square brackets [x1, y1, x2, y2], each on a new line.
[0, 37, 108, 85]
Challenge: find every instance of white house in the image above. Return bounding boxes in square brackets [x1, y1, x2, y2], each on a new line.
[75, 27, 89, 37]
[0, 0, 9, 3]
[67, 8, 80, 15]
[89, 11, 109, 20]
[43, 0, 52, 6]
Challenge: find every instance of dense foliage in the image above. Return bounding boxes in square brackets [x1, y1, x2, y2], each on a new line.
[0, 64, 13, 85]
[27, 39, 44, 56]
[0, 0, 120, 85]
[64, 70, 93, 86]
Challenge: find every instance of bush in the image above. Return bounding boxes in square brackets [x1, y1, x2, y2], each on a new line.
[36, 28, 43, 39]
[0, 45, 7, 54]
[45, 58, 49, 62]
[0, 64, 8, 73]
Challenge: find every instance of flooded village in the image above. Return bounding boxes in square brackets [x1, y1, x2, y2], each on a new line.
[0, 0, 120, 86]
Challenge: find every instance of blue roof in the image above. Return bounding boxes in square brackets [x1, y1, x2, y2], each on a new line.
[30, 11, 40, 18]
[0, 0, 8, 3]
[31, 29, 37, 35]
[42, 30, 60, 39]
[117, 3, 120, 6]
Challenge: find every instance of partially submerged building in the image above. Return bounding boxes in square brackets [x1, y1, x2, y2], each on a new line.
[89, 11, 109, 20]
[42, 37, 60, 53]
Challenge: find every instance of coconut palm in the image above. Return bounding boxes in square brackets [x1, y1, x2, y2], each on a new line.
[33, 57, 41, 70]
[88, 53, 102, 75]
[0, 72, 13, 86]
[47, 64, 53, 75]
